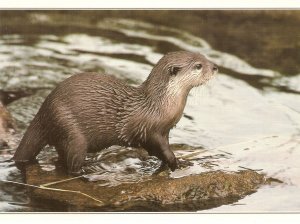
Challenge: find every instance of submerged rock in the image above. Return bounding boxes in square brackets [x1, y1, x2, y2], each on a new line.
[24, 145, 267, 211]
[0, 102, 16, 148]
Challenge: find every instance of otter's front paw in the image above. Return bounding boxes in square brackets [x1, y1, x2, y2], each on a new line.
[168, 157, 178, 171]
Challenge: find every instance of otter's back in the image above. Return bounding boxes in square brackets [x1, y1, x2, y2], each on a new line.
[41, 73, 134, 146]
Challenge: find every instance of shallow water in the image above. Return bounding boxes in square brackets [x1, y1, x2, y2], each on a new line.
[0, 11, 300, 212]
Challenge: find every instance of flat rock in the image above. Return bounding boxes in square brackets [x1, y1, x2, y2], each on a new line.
[25, 163, 266, 211]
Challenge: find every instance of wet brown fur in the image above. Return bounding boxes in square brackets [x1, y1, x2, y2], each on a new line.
[13, 51, 217, 173]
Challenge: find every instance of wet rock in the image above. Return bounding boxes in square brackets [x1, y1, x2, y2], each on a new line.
[0, 102, 16, 148]
[7, 90, 51, 130]
[0, 89, 34, 106]
[25, 163, 266, 211]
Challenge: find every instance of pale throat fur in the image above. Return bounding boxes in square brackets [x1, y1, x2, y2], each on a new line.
[117, 71, 191, 146]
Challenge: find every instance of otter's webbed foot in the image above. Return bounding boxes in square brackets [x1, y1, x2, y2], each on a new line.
[153, 162, 169, 175]
[153, 159, 192, 175]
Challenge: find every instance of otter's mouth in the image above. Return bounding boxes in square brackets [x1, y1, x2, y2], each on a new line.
[198, 72, 215, 86]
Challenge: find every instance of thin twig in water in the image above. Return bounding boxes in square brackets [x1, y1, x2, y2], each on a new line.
[218, 150, 233, 155]
[0, 179, 103, 205]
[238, 166, 263, 172]
[40, 175, 85, 187]
[40, 170, 105, 187]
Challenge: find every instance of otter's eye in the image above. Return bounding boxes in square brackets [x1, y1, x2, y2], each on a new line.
[169, 66, 181, 76]
[195, 64, 202, 70]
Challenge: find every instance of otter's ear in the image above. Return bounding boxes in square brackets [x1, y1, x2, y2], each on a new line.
[168, 66, 181, 76]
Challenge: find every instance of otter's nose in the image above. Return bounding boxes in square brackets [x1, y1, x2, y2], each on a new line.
[212, 64, 218, 72]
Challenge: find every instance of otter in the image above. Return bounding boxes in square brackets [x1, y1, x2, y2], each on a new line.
[13, 51, 218, 174]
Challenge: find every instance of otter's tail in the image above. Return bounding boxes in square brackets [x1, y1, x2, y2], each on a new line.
[13, 114, 47, 165]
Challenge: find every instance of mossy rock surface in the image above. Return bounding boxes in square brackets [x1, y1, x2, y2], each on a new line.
[25, 164, 266, 211]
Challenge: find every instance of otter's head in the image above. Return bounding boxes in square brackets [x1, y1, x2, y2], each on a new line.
[144, 51, 218, 96]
